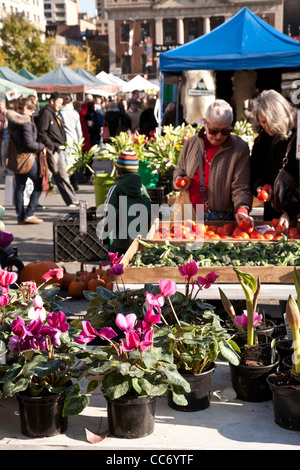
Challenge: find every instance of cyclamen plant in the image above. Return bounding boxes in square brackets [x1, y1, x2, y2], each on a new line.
[0, 267, 90, 416]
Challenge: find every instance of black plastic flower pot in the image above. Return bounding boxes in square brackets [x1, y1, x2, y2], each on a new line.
[105, 394, 157, 439]
[229, 354, 280, 402]
[267, 372, 300, 431]
[17, 393, 68, 438]
[167, 363, 216, 412]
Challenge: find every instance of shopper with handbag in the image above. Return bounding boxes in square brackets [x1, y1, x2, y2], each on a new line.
[173, 99, 253, 226]
[37, 92, 79, 208]
[248, 89, 299, 231]
[6, 96, 46, 224]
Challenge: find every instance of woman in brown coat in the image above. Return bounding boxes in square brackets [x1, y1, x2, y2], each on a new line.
[173, 99, 253, 226]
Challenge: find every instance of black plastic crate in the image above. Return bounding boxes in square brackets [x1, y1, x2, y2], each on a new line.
[53, 210, 108, 262]
[147, 186, 167, 205]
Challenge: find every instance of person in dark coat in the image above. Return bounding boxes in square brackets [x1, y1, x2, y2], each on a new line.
[37, 92, 78, 207]
[139, 98, 158, 137]
[104, 101, 131, 141]
[249, 89, 299, 230]
[6, 97, 45, 224]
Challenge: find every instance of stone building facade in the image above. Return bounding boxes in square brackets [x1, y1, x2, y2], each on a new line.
[105, 0, 284, 78]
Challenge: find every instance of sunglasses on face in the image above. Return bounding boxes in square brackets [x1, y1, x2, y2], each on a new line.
[206, 124, 231, 136]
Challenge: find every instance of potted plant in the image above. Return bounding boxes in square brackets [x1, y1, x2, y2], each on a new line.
[267, 267, 300, 430]
[75, 308, 191, 439]
[0, 267, 90, 438]
[153, 260, 240, 412]
[220, 268, 279, 402]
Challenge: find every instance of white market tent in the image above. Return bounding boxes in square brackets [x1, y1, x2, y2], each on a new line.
[96, 71, 127, 92]
[123, 75, 160, 93]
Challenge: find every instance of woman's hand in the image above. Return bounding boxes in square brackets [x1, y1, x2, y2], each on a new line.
[235, 212, 255, 231]
[278, 212, 290, 231]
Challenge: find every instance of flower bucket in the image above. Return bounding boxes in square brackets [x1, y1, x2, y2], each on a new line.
[229, 354, 280, 402]
[105, 394, 156, 438]
[267, 372, 300, 431]
[167, 363, 216, 412]
[138, 160, 159, 188]
[17, 393, 68, 438]
[92, 173, 115, 208]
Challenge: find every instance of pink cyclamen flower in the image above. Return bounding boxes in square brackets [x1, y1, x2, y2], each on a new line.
[42, 267, 64, 281]
[98, 327, 118, 340]
[0, 293, 9, 307]
[145, 292, 165, 314]
[197, 270, 219, 289]
[115, 313, 137, 331]
[120, 329, 153, 352]
[74, 321, 99, 344]
[234, 310, 263, 328]
[47, 311, 70, 332]
[21, 281, 38, 295]
[178, 260, 198, 281]
[0, 269, 18, 287]
[28, 295, 47, 321]
[159, 279, 177, 297]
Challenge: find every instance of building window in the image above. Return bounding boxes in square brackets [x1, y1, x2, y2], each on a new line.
[122, 54, 131, 74]
[164, 20, 176, 44]
[210, 16, 224, 30]
[188, 20, 199, 41]
[44, 4, 51, 9]
[140, 23, 150, 43]
[45, 12, 52, 18]
[55, 3, 65, 9]
[121, 23, 130, 43]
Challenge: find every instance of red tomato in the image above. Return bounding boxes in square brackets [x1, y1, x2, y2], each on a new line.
[262, 184, 272, 193]
[257, 189, 269, 201]
[272, 218, 279, 228]
[250, 231, 265, 240]
[238, 219, 252, 232]
[264, 231, 275, 240]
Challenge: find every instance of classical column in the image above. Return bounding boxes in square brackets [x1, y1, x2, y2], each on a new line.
[203, 17, 210, 35]
[156, 18, 163, 44]
[177, 17, 184, 44]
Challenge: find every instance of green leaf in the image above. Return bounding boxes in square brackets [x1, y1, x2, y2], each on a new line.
[0, 362, 23, 383]
[102, 371, 131, 399]
[3, 378, 29, 396]
[87, 380, 100, 393]
[63, 394, 90, 416]
[23, 357, 62, 378]
[170, 389, 188, 406]
[219, 340, 240, 366]
[138, 375, 168, 397]
[157, 364, 191, 393]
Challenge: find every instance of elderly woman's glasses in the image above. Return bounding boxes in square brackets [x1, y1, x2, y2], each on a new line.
[206, 125, 231, 136]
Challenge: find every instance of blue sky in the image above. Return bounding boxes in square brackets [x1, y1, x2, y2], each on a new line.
[79, 0, 95, 17]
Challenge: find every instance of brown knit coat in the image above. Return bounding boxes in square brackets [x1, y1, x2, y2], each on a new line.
[173, 128, 252, 214]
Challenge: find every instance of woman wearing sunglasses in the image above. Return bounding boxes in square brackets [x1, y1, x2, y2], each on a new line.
[173, 99, 253, 226]
[248, 89, 298, 232]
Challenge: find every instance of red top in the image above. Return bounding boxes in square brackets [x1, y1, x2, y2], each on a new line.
[189, 138, 219, 209]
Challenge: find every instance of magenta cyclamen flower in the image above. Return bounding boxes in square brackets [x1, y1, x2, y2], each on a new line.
[0, 293, 9, 307]
[197, 270, 219, 289]
[159, 279, 177, 297]
[115, 313, 137, 331]
[178, 260, 198, 280]
[234, 310, 263, 328]
[109, 263, 124, 276]
[42, 267, 64, 281]
[74, 321, 118, 345]
[108, 252, 124, 266]
[47, 311, 70, 332]
[145, 292, 165, 314]
[0, 269, 18, 287]
[120, 329, 153, 352]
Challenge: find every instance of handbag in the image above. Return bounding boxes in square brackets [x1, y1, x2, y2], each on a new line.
[102, 120, 110, 143]
[170, 188, 196, 221]
[271, 134, 299, 213]
[5, 137, 36, 175]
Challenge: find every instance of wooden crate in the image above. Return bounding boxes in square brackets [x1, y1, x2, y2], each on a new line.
[146, 219, 289, 242]
[121, 238, 299, 284]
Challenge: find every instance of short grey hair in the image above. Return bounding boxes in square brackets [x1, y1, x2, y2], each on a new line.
[252, 89, 296, 139]
[205, 99, 233, 125]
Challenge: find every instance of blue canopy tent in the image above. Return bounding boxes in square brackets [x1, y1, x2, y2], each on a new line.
[159, 7, 300, 72]
[158, 8, 300, 124]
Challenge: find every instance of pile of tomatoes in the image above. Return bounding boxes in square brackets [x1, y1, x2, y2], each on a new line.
[152, 218, 300, 241]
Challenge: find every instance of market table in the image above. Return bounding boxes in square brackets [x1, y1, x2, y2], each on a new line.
[0, 361, 299, 451]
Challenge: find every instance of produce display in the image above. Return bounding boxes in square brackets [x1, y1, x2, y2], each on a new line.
[151, 218, 300, 241]
[130, 239, 300, 267]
